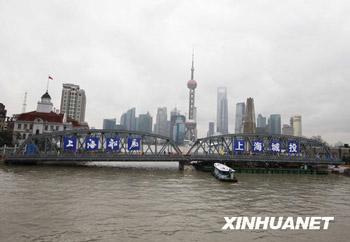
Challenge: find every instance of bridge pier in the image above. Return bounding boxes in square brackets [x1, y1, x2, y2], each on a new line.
[178, 161, 185, 171]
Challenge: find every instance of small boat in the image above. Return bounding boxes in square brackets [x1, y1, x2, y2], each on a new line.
[213, 163, 237, 182]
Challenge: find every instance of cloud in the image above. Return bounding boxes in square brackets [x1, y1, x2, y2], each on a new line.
[0, 0, 349, 144]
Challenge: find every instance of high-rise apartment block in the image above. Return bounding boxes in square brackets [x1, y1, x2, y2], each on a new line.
[290, 115, 302, 136]
[60, 84, 86, 123]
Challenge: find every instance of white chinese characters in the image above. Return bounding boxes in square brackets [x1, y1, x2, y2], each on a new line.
[271, 142, 280, 152]
[253, 141, 263, 152]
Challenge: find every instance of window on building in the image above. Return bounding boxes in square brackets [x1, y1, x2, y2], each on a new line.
[24, 124, 27, 129]
[17, 123, 21, 129]
[56, 126, 59, 130]
[50, 125, 54, 130]
[22, 133, 26, 139]
[30, 124, 33, 129]
[45, 125, 48, 131]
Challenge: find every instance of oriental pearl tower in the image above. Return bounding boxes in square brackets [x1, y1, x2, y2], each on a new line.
[185, 50, 197, 141]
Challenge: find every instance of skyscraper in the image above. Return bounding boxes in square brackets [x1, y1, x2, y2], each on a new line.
[257, 114, 267, 128]
[268, 114, 281, 135]
[290, 115, 302, 136]
[154, 107, 170, 137]
[282, 124, 294, 136]
[60, 83, 86, 123]
[170, 107, 180, 139]
[235, 102, 245, 134]
[217, 87, 228, 134]
[120, 108, 136, 131]
[173, 115, 186, 145]
[243, 97, 256, 134]
[137, 112, 153, 133]
[256, 114, 268, 134]
[207, 122, 215, 137]
[185, 50, 197, 141]
[103, 118, 117, 129]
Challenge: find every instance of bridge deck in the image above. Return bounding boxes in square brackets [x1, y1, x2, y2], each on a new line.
[4, 154, 343, 165]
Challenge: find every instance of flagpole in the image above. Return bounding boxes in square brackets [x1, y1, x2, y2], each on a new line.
[46, 76, 50, 92]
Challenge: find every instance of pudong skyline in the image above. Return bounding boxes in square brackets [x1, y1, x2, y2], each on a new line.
[1, 1, 349, 144]
[0, 69, 346, 144]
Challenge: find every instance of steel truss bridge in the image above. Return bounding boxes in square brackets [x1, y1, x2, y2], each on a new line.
[4, 130, 342, 168]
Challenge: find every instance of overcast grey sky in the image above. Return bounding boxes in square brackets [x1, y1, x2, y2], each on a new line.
[0, 0, 349, 144]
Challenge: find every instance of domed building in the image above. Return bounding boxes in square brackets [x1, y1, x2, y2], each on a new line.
[13, 90, 88, 145]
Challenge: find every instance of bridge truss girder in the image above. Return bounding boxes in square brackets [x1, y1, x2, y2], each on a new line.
[16, 129, 182, 156]
[186, 133, 335, 163]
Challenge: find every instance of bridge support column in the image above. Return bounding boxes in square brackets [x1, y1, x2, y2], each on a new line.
[178, 161, 185, 171]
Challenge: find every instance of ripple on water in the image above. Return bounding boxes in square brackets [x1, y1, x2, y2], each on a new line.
[0, 164, 349, 242]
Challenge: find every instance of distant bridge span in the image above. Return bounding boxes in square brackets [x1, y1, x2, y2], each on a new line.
[4, 130, 343, 168]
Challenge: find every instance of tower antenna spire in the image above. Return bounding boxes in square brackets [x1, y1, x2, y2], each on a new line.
[191, 48, 195, 80]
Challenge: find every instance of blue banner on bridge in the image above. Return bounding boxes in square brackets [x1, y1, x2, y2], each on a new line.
[288, 141, 300, 154]
[252, 140, 264, 153]
[106, 137, 120, 151]
[63, 137, 77, 151]
[233, 139, 245, 152]
[270, 141, 281, 153]
[128, 137, 141, 151]
[85, 137, 99, 151]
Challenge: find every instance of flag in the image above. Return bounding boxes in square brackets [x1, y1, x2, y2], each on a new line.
[48, 75, 53, 80]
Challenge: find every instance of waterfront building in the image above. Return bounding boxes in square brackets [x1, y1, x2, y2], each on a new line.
[207, 122, 215, 137]
[185, 51, 198, 141]
[235, 102, 245, 134]
[154, 107, 170, 137]
[172, 114, 186, 145]
[137, 112, 153, 133]
[103, 118, 117, 130]
[243, 97, 256, 134]
[0, 103, 7, 131]
[290, 115, 302, 136]
[60, 83, 86, 123]
[282, 124, 294, 136]
[268, 114, 281, 135]
[217, 87, 228, 134]
[13, 90, 87, 145]
[120, 108, 136, 131]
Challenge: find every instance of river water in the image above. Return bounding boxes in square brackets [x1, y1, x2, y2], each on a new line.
[0, 162, 349, 242]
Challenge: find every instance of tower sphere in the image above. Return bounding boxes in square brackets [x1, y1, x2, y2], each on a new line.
[187, 79, 197, 89]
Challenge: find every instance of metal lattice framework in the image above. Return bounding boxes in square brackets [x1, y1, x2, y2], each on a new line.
[5, 131, 343, 165]
[187, 133, 338, 164]
[10, 129, 182, 162]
